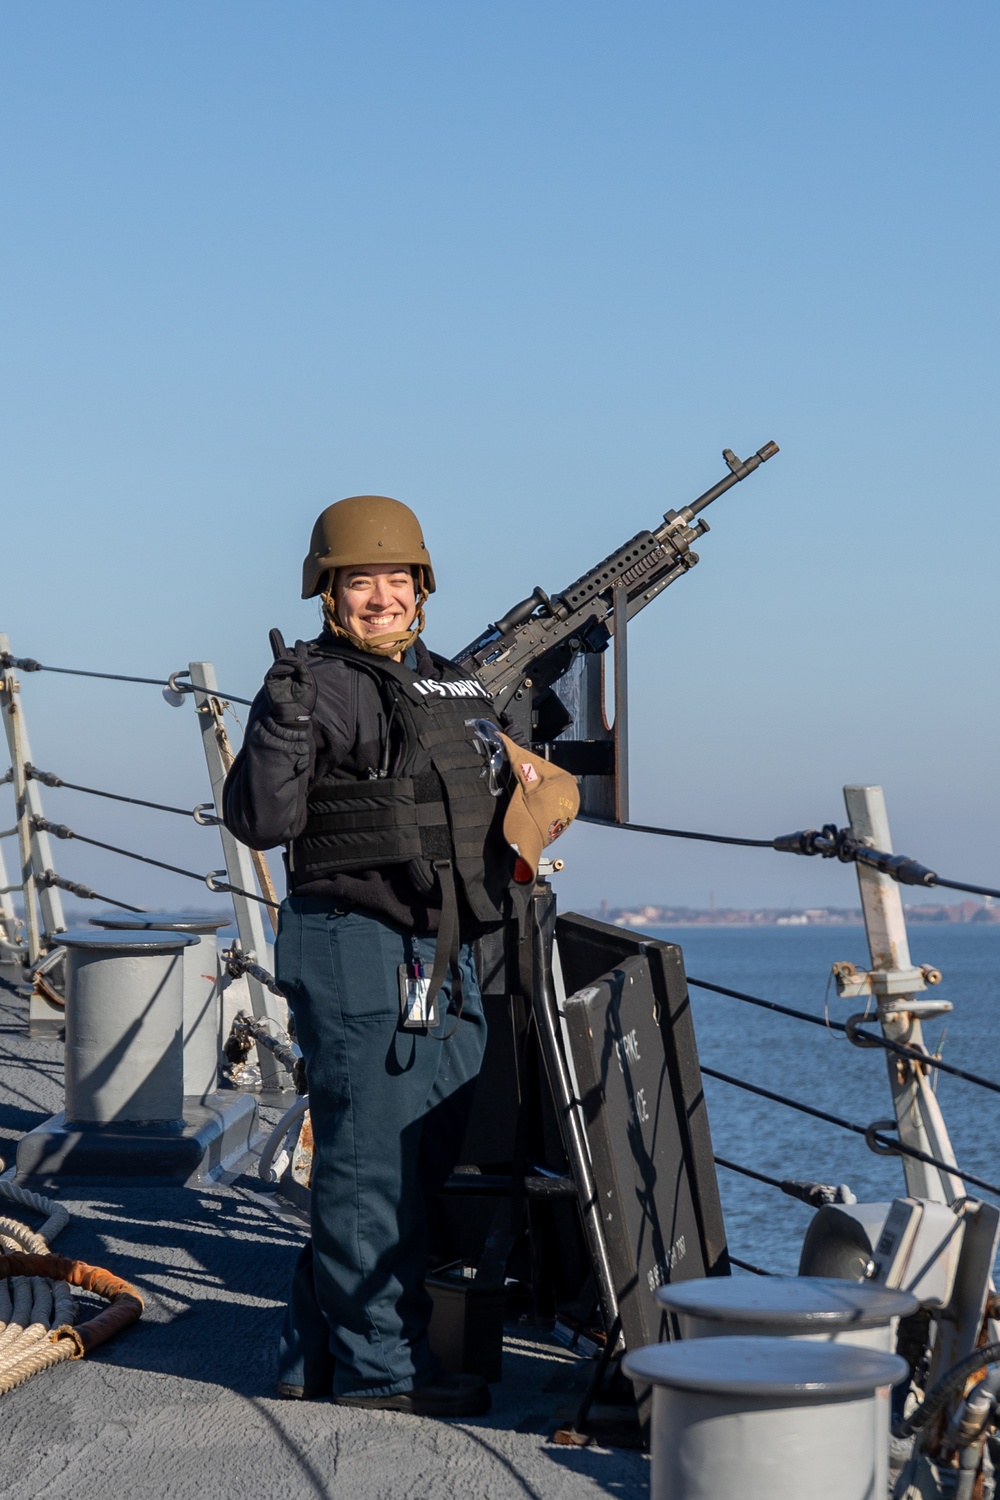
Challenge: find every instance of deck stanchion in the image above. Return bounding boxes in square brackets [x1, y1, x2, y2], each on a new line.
[0, 635, 66, 1029]
[0, 835, 21, 960]
[187, 660, 289, 1093]
[841, 786, 963, 1206]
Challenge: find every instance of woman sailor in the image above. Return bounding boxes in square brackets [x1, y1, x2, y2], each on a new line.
[223, 494, 576, 1418]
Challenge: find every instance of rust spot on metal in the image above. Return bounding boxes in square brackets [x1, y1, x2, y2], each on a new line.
[292, 1110, 314, 1188]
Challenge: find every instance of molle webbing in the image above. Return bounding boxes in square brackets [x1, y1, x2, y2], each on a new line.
[288, 643, 510, 925]
[292, 774, 451, 878]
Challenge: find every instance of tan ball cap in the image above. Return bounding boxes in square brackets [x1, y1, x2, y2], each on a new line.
[498, 733, 580, 883]
[302, 495, 436, 599]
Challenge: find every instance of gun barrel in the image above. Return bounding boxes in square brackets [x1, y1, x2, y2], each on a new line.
[454, 438, 779, 681]
[686, 440, 779, 520]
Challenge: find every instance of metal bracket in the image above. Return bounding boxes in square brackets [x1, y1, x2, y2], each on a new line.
[879, 1000, 953, 1021]
[831, 960, 936, 999]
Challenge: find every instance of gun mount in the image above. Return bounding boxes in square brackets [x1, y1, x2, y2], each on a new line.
[453, 441, 779, 819]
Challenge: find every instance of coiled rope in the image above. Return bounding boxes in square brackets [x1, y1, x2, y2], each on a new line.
[0, 1253, 144, 1396]
[0, 1184, 143, 1397]
[0, 1182, 71, 1247]
[0, 1274, 77, 1393]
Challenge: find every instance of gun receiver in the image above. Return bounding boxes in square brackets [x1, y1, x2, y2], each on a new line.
[454, 441, 778, 719]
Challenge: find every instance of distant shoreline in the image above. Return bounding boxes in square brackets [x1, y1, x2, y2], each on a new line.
[603, 920, 999, 930]
[585, 900, 998, 930]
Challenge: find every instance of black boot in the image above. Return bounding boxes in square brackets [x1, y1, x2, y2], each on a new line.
[332, 1372, 490, 1418]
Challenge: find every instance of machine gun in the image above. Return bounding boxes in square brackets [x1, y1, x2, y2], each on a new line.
[453, 441, 779, 819]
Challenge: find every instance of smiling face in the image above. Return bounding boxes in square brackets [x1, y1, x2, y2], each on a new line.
[331, 563, 418, 643]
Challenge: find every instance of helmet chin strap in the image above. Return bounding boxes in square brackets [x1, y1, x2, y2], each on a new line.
[321, 587, 428, 658]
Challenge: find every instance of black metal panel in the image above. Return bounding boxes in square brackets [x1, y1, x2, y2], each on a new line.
[541, 740, 615, 778]
[557, 913, 729, 1357]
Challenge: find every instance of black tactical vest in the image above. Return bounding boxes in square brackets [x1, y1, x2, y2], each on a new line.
[288, 642, 514, 930]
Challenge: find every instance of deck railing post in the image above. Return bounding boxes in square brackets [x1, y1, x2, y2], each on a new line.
[187, 660, 290, 1091]
[0, 827, 22, 957]
[843, 785, 962, 1205]
[0, 636, 66, 1031]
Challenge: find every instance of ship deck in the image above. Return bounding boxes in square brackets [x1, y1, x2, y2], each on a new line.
[0, 986, 648, 1500]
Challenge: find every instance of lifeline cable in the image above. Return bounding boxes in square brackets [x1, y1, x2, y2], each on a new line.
[715, 1157, 789, 1191]
[690, 975, 847, 1032]
[687, 976, 1000, 1097]
[581, 815, 1000, 902]
[702, 1064, 1000, 1199]
[715, 1156, 835, 1201]
[31, 816, 277, 908]
[727, 1256, 773, 1277]
[25, 765, 220, 824]
[580, 815, 773, 848]
[771, 823, 1000, 901]
[847, 1020, 1000, 1098]
[8, 666, 1000, 889]
[0, 652, 253, 706]
[715, 1156, 856, 1209]
[37, 870, 146, 913]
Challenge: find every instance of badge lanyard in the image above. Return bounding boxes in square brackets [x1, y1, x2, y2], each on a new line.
[398, 937, 438, 1030]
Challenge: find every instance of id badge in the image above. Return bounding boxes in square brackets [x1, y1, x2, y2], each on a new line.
[399, 962, 438, 1030]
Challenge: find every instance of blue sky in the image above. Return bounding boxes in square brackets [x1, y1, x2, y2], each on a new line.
[2, 2, 997, 914]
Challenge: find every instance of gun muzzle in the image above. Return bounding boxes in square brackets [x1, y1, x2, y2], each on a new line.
[686, 440, 780, 518]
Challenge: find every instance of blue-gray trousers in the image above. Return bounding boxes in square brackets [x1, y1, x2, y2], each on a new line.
[274, 898, 486, 1399]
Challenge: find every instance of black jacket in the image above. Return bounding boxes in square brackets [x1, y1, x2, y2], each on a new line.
[223, 631, 520, 933]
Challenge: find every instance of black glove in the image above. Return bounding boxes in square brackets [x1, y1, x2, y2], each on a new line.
[263, 636, 317, 726]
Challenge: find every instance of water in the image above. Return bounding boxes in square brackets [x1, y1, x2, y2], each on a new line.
[639, 923, 1000, 1275]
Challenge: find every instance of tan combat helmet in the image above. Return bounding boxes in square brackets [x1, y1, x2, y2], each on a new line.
[302, 495, 436, 600]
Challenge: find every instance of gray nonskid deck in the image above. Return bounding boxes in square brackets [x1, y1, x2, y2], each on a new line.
[0, 995, 647, 1499]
